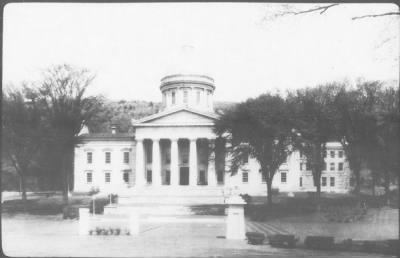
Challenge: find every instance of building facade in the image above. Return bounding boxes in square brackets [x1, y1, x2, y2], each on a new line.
[73, 73, 351, 197]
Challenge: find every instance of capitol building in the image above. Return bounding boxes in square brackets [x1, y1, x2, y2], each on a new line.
[73, 52, 351, 203]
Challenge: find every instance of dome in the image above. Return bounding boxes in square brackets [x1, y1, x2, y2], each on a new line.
[164, 45, 212, 77]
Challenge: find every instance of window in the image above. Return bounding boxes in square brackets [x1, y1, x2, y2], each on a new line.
[300, 163, 304, 171]
[306, 162, 311, 170]
[338, 162, 343, 171]
[182, 153, 188, 164]
[165, 170, 171, 185]
[323, 162, 327, 171]
[330, 151, 335, 158]
[217, 170, 224, 184]
[199, 170, 206, 185]
[105, 172, 111, 183]
[146, 148, 152, 163]
[183, 90, 188, 104]
[242, 172, 248, 183]
[330, 162, 335, 171]
[105, 152, 111, 164]
[172, 91, 176, 104]
[147, 170, 152, 183]
[281, 172, 287, 183]
[330, 177, 335, 187]
[196, 90, 200, 104]
[123, 171, 130, 183]
[322, 177, 327, 186]
[86, 172, 92, 184]
[243, 153, 249, 163]
[338, 151, 343, 158]
[123, 152, 130, 164]
[87, 152, 93, 164]
[299, 177, 303, 187]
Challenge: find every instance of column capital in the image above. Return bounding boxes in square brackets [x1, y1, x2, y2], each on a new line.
[170, 137, 179, 142]
[152, 138, 160, 142]
[188, 137, 198, 142]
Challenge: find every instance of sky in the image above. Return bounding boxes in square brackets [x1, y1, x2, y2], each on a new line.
[3, 3, 399, 102]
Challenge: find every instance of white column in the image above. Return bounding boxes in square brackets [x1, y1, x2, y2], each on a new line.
[189, 138, 198, 186]
[152, 138, 161, 186]
[208, 139, 217, 186]
[135, 139, 145, 187]
[170, 138, 179, 186]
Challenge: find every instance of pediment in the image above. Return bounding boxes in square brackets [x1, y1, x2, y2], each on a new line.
[137, 108, 217, 125]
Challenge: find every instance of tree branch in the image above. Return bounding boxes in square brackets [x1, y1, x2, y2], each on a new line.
[352, 12, 400, 20]
[288, 4, 340, 15]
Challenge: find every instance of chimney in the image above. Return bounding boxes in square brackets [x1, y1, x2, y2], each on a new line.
[111, 125, 117, 134]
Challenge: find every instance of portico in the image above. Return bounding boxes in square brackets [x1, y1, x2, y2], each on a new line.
[135, 136, 221, 187]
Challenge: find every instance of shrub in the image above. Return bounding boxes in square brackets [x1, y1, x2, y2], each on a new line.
[271, 188, 279, 195]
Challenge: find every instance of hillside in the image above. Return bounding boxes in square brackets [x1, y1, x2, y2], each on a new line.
[86, 100, 236, 133]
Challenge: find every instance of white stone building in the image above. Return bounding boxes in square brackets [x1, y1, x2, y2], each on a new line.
[73, 72, 351, 201]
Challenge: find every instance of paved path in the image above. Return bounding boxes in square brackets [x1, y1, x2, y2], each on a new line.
[2, 214, 395, 257]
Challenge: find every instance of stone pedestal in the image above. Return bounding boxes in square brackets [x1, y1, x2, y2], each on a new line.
[79, 208, 90, 235]
[225, 195, 246, 240]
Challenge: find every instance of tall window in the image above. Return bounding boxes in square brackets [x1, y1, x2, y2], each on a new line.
[105, 172, 111, 183]
[87, 152, 93, 164]
[330, 150, 335, 158]
[281, 172, 287, 183]
[105, 152, 111, 164]
[146, 147, 152, 163]
[196, 90, 200, 104]
[338, 162, 343, 171]
[330, 162, 335, 171]
[172, 91, 176, 104]
[123, 152, 130, 164]
[322, 177, 327, 186]
[147, 170, 152, 183]
[183, 90, 188, 104]
[330, 177, 335, 187]
[299, 177, 303, 187]
[165, 170, 171, 185]
[123, 170, 130, 183]
[242, 172, 248, 183]
[86, 172, 92, 184]
[338, 151, 344, 158]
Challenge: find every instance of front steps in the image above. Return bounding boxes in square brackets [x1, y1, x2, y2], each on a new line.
[117, 186, 227, 205]
[102, 186, 227, 216]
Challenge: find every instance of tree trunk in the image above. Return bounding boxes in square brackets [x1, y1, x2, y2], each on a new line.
[372, 170, 376, 196]
[353, 168, 361, 195]
[383, 169, 391, 206]
[20, 174, 28, 210]
[266, 180, 273, 207]
[61, 157, 69, 204]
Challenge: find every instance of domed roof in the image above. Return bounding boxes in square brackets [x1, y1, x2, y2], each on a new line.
[164, 45, 212, 77]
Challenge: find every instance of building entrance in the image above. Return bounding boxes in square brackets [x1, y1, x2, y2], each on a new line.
[179, 167, 189, 185]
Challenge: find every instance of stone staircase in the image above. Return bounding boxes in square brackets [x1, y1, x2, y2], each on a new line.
[117, 186, 226, 205]
[103, 186, 227, 216]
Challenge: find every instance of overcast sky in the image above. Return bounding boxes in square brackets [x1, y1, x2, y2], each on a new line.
[3, 3, 399, 102]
